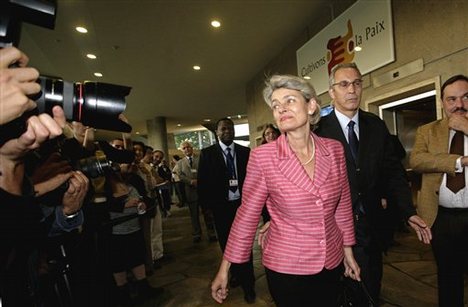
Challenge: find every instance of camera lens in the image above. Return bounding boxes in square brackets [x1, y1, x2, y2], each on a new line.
[76, 156, 111, 179]
[34, 76, 132, 132]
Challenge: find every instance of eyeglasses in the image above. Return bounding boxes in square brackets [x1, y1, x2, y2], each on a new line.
[332, 79, 363, 89]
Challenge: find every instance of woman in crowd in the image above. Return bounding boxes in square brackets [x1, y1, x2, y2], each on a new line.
[260, 124, 280, 223]
[261, 123, 281, 144]
[211, 75, 360, 306]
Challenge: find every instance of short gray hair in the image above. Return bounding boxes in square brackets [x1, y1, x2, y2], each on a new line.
[263, 74, 322, 127]
[328, 62, 362, 88]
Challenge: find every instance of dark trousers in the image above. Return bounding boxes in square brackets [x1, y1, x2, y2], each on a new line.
[431, 206, 468, 307]
[212, 199, 255, 291]
[349, 215, 383, 305]
[265, 265, 343, 307]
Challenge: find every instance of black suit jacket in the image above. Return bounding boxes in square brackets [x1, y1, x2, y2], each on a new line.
[197, 142, 250, 209]
[315, 110, 415, 249]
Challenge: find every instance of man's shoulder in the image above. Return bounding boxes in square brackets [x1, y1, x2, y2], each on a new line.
[235, 143, 251, 153]
[359, 109, 384, 123]
[200, 144, 218, 154]
[417, 118, 445, 132]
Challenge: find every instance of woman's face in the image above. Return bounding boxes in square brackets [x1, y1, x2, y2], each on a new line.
[271, 88, 315, 133]
[264, 127, 279, 143]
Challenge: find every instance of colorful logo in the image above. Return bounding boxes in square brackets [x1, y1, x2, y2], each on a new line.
[326, 20, 355, 75]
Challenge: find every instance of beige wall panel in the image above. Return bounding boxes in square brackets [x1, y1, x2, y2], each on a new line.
[246, 0, 468, 147]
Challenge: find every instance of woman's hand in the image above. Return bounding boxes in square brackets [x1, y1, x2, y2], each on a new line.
[343, 246, 361, 281]
[211, 259, 231, 304]
[257, 221, 270, 248]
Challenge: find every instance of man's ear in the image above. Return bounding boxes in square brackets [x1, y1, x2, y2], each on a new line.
[328, 88, 335, 100]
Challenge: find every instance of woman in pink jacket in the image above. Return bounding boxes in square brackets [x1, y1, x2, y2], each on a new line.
[211, 75, 361, 306]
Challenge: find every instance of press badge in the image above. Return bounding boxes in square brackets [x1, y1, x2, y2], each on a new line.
[229, 179, 238, 187]
[191, 169, 197, 174]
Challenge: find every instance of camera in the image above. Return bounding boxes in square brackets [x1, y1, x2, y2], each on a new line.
[0, 0, 132, 145]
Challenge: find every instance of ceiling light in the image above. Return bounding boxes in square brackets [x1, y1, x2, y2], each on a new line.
[203, 119, 211, 122]
[227, 116, 231, 119]
[177, 124, 182, 127]
[135, 131, 140, 135]
[193, 65, 201, 70]
[303, 76, 311, 80]
[94, 72, 103, 77]
[354, 46, 362, 51]
[76, 26, 88, 33]
[211, 20, 221, 28]
[237, 115, 242, 119]
[86, 54, 97, 59]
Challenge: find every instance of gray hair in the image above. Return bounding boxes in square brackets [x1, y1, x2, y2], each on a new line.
[263, 74, 322, 127]
[328, 62, 362, 88]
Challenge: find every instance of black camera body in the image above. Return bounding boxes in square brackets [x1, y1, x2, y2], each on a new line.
[0, 0, 133, 145]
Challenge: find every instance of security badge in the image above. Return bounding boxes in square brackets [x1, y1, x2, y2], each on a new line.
[229, 179, 238, 187]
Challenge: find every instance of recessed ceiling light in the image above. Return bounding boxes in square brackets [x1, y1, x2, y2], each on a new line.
[86, 54, 97, 59]
[193, 65, 201, 70]
[227, 116, 231, 119]
[76, 26, 88, 33]
[303, 76, 311, 80]
[135, 131, 140, 135]
[94, 72, 103, 77]
[203, 119, 211, 122]
[354, 46, 362, 52]
[211, 20, 221, 28]
[237, 115, 242, 119]
[177, 124, 182, 127]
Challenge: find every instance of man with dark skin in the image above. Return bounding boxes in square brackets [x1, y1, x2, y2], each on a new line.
[198, 118, 256, 304]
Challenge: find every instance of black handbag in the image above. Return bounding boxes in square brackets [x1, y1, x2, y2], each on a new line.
[337, 279, 376, 307]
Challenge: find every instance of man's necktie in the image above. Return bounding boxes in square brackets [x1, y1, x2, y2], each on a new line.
[446, 131, 465, 193]
[189, 156, 193, 168]
[226, 148, 237, 192]
[348, 120, 359, 162]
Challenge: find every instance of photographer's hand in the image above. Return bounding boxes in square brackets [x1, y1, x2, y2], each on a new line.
[0, 47, 40, 125]
[0, 106, 66, 195]
[31, 152, 73, 197]
[62, 171, 89, 216]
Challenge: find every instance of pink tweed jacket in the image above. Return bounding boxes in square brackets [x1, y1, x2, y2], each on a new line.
[224, 132, 355, 275]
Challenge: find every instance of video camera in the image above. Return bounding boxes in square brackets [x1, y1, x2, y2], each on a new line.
[0, 0, 132, 145]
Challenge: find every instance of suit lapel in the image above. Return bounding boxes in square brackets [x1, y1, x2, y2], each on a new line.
[357, 110, 371, 166]
[311, 135, 332, 196]
[327, 111, 356, 166]
[277, 133, 330, 194]
[435, 119, 450, 152]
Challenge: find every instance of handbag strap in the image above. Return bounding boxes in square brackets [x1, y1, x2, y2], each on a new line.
[358, 281, 376, 306]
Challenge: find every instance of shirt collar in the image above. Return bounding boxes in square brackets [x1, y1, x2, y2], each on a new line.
[219, 141, 234, 153]
[335, 109, 359, 135]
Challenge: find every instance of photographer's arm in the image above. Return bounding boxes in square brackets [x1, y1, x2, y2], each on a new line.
[119, 114, 133, 149]
[31, 152, 73, 196]
[0, 106, 66, 195]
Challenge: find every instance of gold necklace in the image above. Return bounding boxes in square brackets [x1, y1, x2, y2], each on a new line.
[301, 138, 315, 165]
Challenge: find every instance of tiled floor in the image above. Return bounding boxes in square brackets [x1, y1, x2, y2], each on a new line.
[141, 206, 467, 306]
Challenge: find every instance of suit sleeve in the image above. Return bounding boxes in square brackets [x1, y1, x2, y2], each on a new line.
[177, 161, 192, 185]
[224, 149, 267, 263]
[333, 143, 356, 246]
[197, 149, 209, 207]
[382, 125, 416, 219]
[409, 125, 459, 175]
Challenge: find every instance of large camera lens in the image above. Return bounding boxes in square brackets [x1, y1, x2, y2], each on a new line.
[76, 155, 120, 179]
[35, 77, 132, 132]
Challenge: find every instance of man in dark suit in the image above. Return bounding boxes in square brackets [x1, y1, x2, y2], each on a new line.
[198, 118, 256, 304]
[315, 62, 431, 304]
